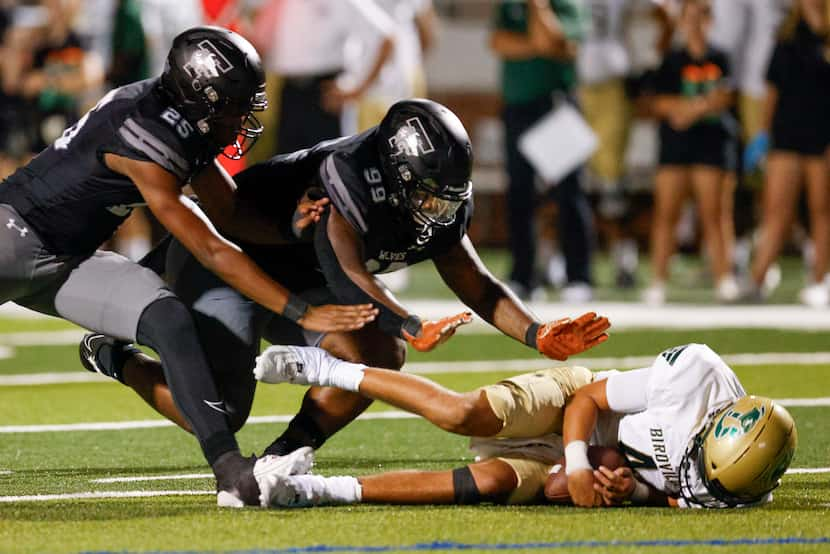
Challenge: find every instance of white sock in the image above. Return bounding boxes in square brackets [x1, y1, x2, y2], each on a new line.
[326, 360, 366, 391]
[286, 475, 362, 506]
[313, 352, 366, 391]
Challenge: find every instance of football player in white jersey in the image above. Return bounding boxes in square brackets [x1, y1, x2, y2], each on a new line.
[564, 343, 797, 508]
[251, 342, 797, 509]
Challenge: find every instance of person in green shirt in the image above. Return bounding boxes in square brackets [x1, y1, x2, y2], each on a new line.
[491, 0, 594, 303]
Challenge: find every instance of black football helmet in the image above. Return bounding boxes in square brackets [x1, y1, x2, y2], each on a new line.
[378, 99, 473, 244]
[160, 26, 267, 159]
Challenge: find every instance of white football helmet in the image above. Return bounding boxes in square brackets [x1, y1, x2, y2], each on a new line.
[680, 396, 797, 507]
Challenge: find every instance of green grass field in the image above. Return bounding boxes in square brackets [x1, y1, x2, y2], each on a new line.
[0, 314, 829, 554]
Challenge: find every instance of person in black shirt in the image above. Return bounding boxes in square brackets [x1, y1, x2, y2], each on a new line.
[0, 26, 374, 507]
[642, 0, 737, 305]
[744, 0, 830, 306]
[81, 99, 611, 460]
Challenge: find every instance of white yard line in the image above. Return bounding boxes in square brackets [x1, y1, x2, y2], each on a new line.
[5, 351, 830, 386]
[0, 411, 420, 434]
[92, 473, 213, 483]
[88, 467, 830, 485]
[0, 490, 213, 503]
[0, 329, 85, 346]
[3, 300, 830, 339]
[3, 401, 828, 435]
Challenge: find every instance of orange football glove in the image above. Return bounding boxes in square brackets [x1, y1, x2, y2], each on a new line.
[536, 312, 610, 361]
[403, 311, 473, 352]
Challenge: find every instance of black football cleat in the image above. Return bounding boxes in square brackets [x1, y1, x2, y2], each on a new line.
[79, 333, 139, 383]
[214, 452, 262, 508]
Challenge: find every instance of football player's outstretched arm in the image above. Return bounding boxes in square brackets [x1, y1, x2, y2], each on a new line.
[434, 238, 610, 360]
[434, 236, 536, 341]
[107, 154, 377, 333]
[317, 206, 469, 351]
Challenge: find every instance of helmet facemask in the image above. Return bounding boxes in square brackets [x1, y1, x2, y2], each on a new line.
[200, 85, 268, 160]
[384, 124, 472, 244]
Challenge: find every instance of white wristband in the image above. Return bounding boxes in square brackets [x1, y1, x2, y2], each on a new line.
[564, 440, 592, 475]
[630, 479, 649, 504]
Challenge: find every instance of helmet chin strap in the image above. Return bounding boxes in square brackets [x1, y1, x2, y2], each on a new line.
[414, 224, 434, 246]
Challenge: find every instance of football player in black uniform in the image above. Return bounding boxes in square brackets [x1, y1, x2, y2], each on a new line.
[81, 99, 610, 462]
[0, 26, 375, 507]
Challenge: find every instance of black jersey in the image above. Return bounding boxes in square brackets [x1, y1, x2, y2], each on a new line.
[0, 78, 211, 255]
[234, 127, 473, 274]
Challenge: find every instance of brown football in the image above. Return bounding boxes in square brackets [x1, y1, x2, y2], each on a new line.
[543, 445, 629, 504]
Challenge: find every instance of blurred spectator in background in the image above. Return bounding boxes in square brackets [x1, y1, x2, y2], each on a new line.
[744, 0, 830, 307]
[342, 0, 437, 293]
[578, 0, 643, 289]
[108, 0, 149, 88]
[0, 0, 20, 180]
[643, 0, 738, 305]
[490, 0, 594, 303]
[345, 0, 436, 133]
[15, 0, 91, 155]
[107, 0, 153, 261]
[253, 0, 395, 155]
[709, 0, 785, 281]
[138, 0, 203, 77]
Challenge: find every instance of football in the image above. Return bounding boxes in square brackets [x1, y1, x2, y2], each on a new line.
[543, 445, 629, 504]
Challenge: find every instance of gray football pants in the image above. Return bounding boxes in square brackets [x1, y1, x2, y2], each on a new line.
[164, 238, 331, 427]
[0, 204, 172, 340]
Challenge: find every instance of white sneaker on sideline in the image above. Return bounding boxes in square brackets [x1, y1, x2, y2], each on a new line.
[642, 283, 666, 306]
[762, 264, 782, 297]
[716, 275, 740, 303]
[799, 282, 829, 308]
[560, 282, 592, 303]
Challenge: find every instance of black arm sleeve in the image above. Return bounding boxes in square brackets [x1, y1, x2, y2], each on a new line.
[313, 210, 409, 338]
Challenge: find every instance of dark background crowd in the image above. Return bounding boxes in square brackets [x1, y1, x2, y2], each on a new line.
[1, 0, 828, 307]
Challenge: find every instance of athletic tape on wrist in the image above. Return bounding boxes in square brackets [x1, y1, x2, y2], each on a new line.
[525, 322, 541, 349]
[282, 294, 310, 323]
[401, 315, 422, 338]
[564, 440, 592, 475]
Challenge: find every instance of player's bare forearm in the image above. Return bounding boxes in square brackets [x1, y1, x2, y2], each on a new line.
[563, 380, 609, 445]
[435, 237, 536, 342]
[327, 207, 410, 319]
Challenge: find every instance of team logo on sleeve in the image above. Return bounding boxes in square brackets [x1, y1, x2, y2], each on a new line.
[660, 345, 688, 366]
[183, 40, 235, 91]
[713, 405, 766, 440]
[388, 117, 436, 157]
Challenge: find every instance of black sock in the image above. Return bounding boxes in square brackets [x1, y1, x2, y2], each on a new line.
[264, 412, 327, 456]
[136, 296, 238, 465]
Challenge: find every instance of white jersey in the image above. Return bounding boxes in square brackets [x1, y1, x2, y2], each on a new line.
[577, 0, 630, 84]
[595, 344, 769, 508]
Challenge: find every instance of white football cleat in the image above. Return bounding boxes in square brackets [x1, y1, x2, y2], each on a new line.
[254, 345, 310, 384]
[254, 446, 315, 507]
[254, 345, 337, 385]
[260, 473, 306, 508]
